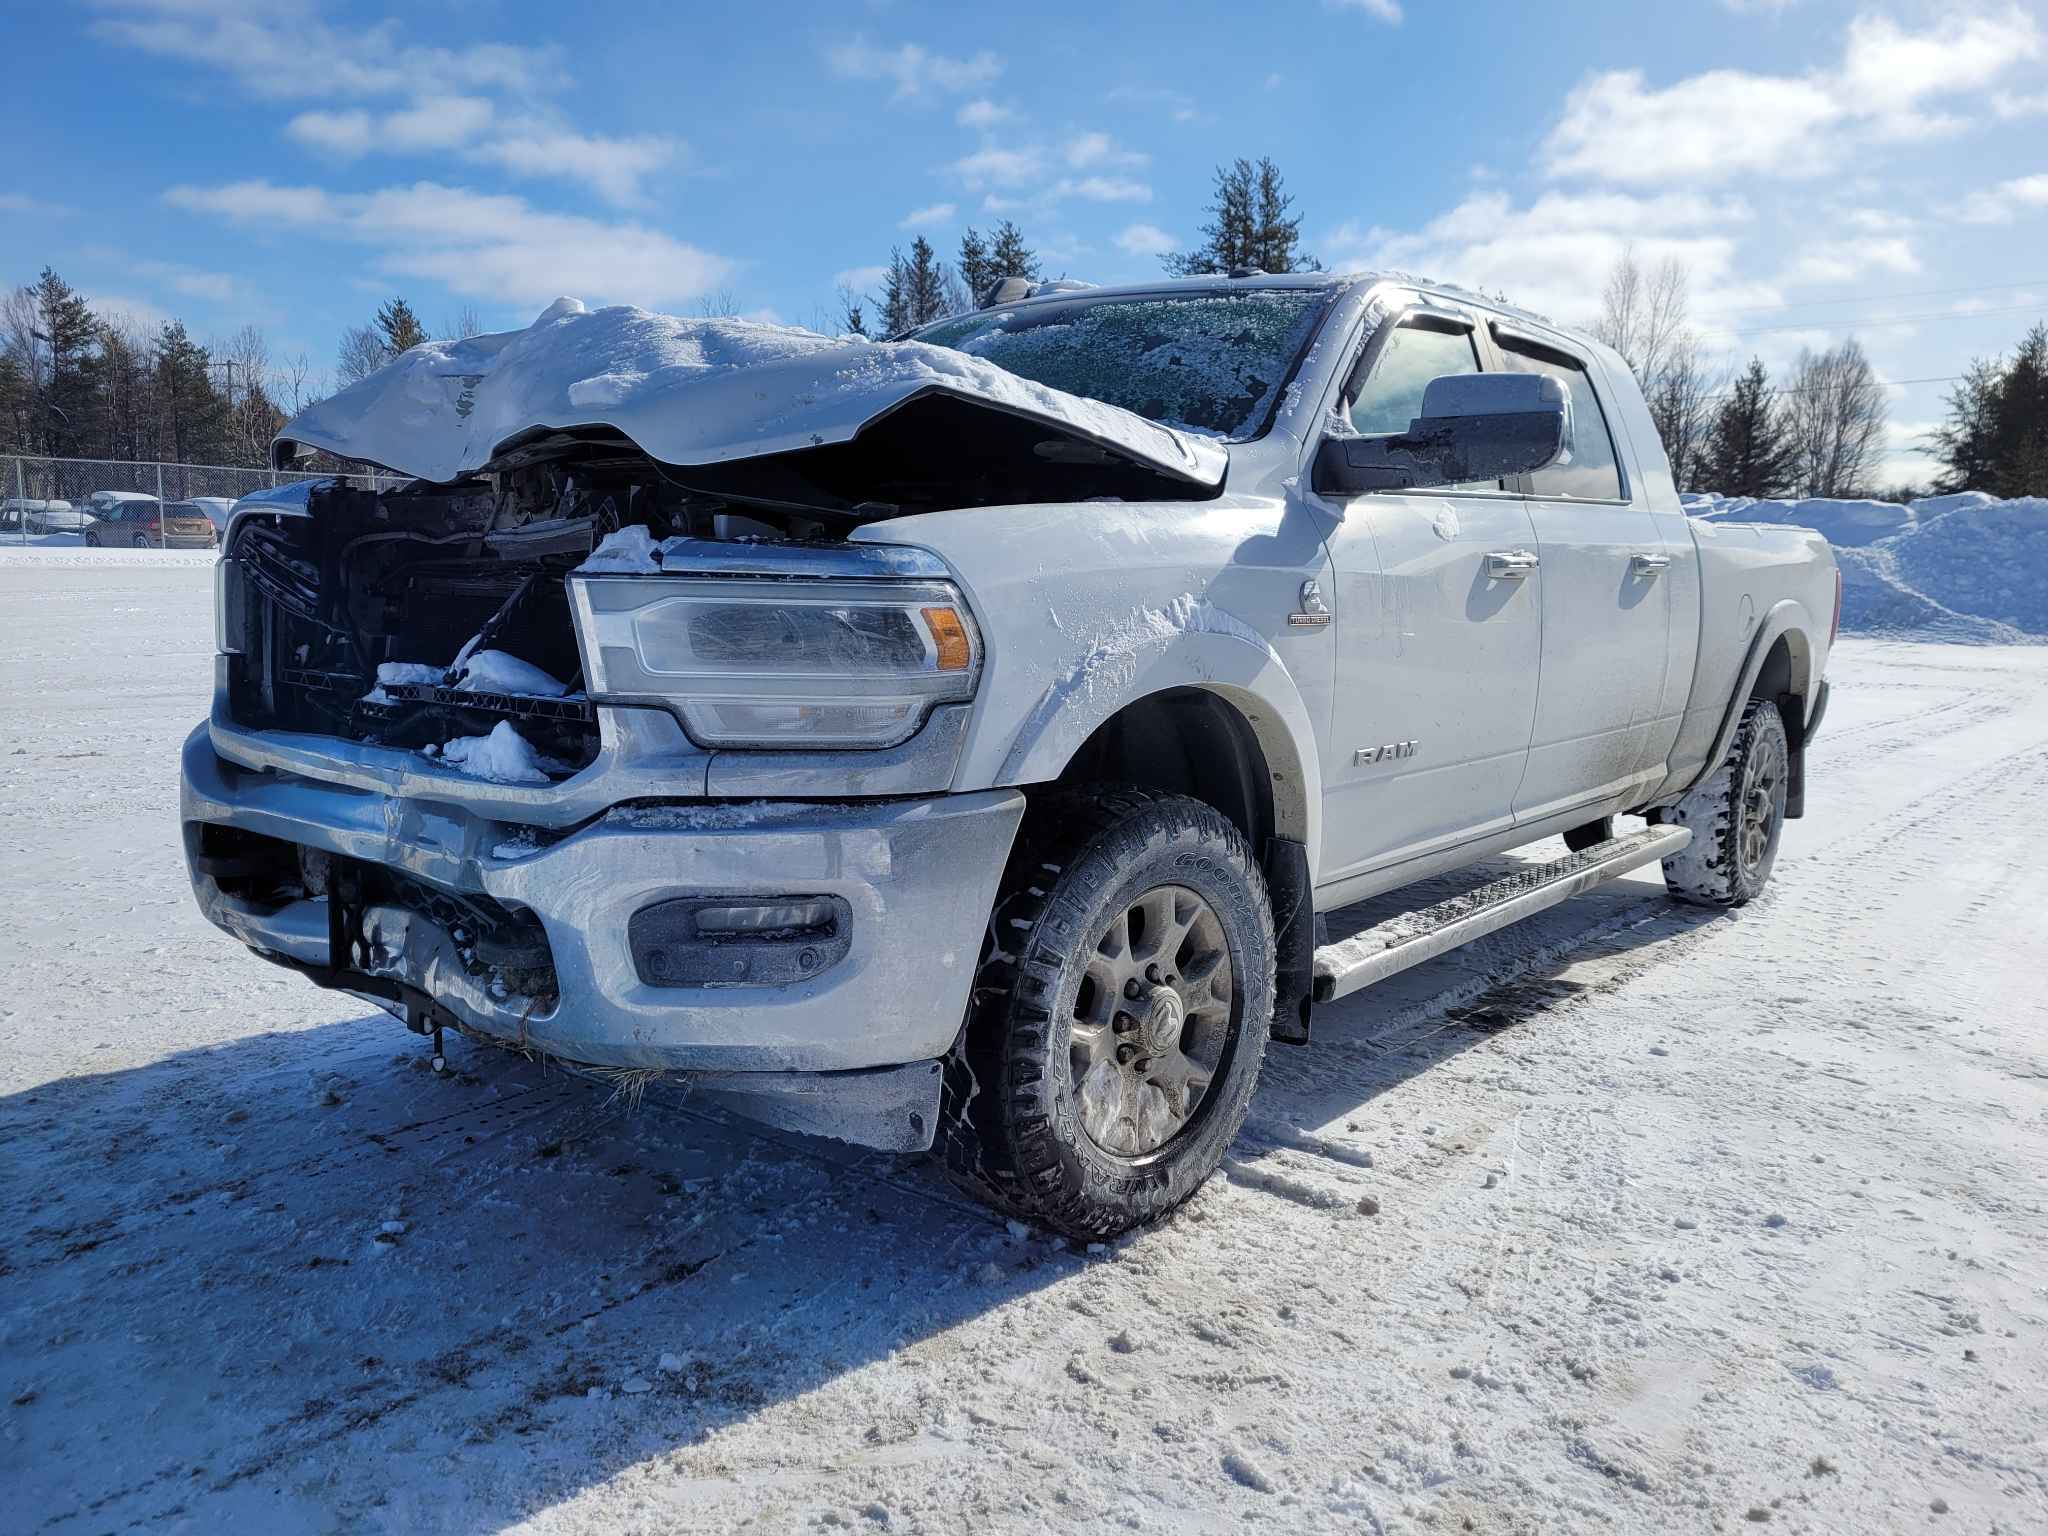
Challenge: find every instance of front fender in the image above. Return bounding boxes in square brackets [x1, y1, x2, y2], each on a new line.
[992, 604, 1322, 874]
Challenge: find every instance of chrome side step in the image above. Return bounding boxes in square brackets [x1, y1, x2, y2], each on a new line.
[1311, 825, 1691, 1004]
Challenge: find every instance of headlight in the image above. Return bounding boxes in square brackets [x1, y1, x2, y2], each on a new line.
[570, 552, 980, 751]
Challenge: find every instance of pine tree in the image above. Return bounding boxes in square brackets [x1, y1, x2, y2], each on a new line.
[1702, 358, 1798, 497]
[1931, 359, 2004, 493]
[31, 268, 103, 456]
[376, 297, 427, 356]
[153, 321, 231, 466]
[957, 227, 996, 306]
[1990, 323, 2048, 498]
[877, 251, 911, 336]
[988, 220, 1039, 284]
[1165, 160, 1257, 276]
[1249, 158, 1315, 274]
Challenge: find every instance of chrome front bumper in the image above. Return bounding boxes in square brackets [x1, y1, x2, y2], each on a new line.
[181, 724, 1024, 1143]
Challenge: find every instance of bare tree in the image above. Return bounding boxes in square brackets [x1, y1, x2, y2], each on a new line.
[440, 305, 484, 341]
[694, 287, 742, 319]
[337, 323, 388, 387]
[1783, 338, 1887, 498]
[1592, 248, 1721, 490]
[276, 351, 326, 417]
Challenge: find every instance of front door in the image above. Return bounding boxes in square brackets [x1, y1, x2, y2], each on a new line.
[1315, 310, 1543, 885]
[1491, 334, 1672, 824]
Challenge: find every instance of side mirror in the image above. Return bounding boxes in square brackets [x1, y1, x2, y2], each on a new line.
[1314, 371, 1572, 496]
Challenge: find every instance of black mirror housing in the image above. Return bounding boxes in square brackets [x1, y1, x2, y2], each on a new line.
[1314, 371, 1571, 496]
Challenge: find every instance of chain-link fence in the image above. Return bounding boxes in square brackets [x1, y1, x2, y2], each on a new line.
[1, 455, 404, 549]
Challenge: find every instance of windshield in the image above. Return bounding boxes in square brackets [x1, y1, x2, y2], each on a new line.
[912, 287, 1331, 441]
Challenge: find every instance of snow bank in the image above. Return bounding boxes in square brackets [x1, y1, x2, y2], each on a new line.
[1686, 491, 2048, 641]
[274, 300, 1225, 490]
[423, 721, 563, 784]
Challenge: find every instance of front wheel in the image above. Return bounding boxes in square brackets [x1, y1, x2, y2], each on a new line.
[941, 786, 1275, 1240]
[132, 533, 152, 549]
[1654, 698, 1788, 907]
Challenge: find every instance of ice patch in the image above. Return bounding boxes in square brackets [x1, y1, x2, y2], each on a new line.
[361, 660, 445, 704]
[579, 524, 663, 574]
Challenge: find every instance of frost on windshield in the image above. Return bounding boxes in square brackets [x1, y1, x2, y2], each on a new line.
[916, 290, 1325, 440]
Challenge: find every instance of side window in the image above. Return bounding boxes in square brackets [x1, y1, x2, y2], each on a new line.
[1348, 321, 1481, 436]
[1497, 344, 1625, 500]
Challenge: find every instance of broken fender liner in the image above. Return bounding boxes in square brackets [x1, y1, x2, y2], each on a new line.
[272, 300, 1226, 494]
[688, 1061, 944, 1154]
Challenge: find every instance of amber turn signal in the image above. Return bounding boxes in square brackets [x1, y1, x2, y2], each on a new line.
[922, 606, 973, 672]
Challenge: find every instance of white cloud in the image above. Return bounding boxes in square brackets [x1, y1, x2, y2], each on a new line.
[1325, 188, 1777, 323]
[83, 293, 174, 334]
[91, 1, 559, 102]
[833, 265, 889, 292]
[162, 179, 731, 308]
[1060, 176, 1151, 203]
[826, 37, 1001, 99]
[1543, 9, 2042, 185]
[898, 202, 957, 229]
[1993, 88, 2048, 119]
[1114, 223, 1177, 258]
[1329, 0, 1403, 23]
[956, 99, 1014, 129]
[0, 192, 76, 216]
[1063, 132, 1148, 171]
[1781, 236, 1919, 286]
[951, 146, 1047, 188]
[467, 128, 680, 207]
[1950, 172, 2048, 224]
[288, 97, 496, 158]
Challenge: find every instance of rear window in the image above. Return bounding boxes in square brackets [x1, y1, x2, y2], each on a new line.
[1497, 343, 1625, 500]
[913, 288, 1331, 440]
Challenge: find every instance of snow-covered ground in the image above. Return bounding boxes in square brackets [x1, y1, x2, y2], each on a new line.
[5, 562, 2047, 1534]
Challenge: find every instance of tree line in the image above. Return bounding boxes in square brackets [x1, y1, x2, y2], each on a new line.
[0, 267, 311, 467]
[1929, 322, 2048, 497]
[1592, 250, 1891, 500]
[844, 155, 1317, 335]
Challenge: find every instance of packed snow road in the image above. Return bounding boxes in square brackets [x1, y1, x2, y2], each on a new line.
[4, 558, 2046, 1534]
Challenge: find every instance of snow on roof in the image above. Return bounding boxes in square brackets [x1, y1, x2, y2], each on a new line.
[275, 299, 1227, 490]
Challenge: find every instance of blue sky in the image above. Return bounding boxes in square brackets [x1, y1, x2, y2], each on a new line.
[6, 0, 2047, 482]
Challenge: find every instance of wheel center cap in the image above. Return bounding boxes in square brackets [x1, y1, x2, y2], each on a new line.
[1140, 986, 1184, 1054]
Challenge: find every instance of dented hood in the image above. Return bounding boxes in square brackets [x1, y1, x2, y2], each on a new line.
[275, 298, 1226, 490]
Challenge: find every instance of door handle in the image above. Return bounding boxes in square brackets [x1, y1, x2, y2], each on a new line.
[1631, 552, 1672, 577]
[1485, 550, 1540, 579]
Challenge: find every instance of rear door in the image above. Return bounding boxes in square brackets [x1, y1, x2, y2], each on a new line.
[1490, 325, 1673, 824]
[1315, 305, 1543, 884]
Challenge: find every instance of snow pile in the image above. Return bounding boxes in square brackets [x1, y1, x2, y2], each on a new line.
[453, 649, 572, 698]
[423, 721, 565, 784]
[1687, 492, 2048, 641]
[273, 299, 1225, 490]
[361, 660, 444, 704]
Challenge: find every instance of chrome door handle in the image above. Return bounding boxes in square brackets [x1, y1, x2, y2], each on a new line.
[1631, 552, 1672, 577]
[1485, 550, 1540, 579]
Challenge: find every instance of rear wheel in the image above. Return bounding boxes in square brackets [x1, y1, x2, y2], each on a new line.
[941, 786, 1274, 1240]
[1655, 698, 1788, 907]
[84, 531, 99, 547]
[131, 533, 151, 549]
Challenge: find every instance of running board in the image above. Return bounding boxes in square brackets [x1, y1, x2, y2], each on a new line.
[1311, 825, 1691, 1004]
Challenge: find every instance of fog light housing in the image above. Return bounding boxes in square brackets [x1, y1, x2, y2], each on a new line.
[628, 895, 852, 988]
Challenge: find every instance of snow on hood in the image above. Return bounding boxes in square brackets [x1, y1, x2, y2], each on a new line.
[274, 298, 1226, 490]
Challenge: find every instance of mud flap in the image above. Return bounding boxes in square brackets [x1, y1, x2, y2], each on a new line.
[1265, 837, 1313, 1045]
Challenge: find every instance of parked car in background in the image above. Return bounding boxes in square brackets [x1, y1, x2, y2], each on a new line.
[1, 498, 85, 534]
[188, 497, 237, 535]
[159, 501, 222, 549]
[82, 493, 163, 547]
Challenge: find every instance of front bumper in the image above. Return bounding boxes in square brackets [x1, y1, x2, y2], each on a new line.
[181, 725, 1024, 1144]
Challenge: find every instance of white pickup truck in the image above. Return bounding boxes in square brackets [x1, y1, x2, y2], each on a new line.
[182, 275, 1837, 1238]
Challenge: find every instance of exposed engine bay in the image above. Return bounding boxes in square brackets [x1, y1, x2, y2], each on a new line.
[229, 409, 1198, 775]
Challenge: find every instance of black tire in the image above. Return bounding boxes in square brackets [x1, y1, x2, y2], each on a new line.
[132, 533, 151, 549]
[1562, 816, 1615, 853]
[84, 532, 99, 547]
[1654, 698, 1789, 907]
[940, 785, 1275, 1240]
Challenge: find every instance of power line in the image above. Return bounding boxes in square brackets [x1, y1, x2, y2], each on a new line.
[1697, 278, 2048, 319]
[1702, 301, 2047, 340]
[1701, 372, 1962, 401]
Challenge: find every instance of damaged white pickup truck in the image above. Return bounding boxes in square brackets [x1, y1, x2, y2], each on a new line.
[183, 275, 1837, 1238]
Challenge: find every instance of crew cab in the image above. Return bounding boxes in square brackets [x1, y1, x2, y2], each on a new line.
[180, 276, 1836, 1237]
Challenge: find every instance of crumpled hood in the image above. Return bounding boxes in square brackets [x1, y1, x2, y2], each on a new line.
[275, 298, 1226, 490]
